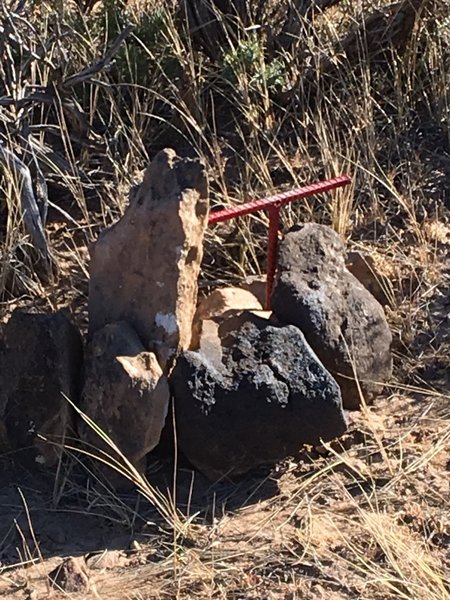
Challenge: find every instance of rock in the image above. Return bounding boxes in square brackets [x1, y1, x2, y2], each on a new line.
[194, 317, 224, 368]
[0, 310, 82, 466]
[191, 287, 263, 350]
[194, 287, 263, 324]
[195, 309, 273, 368]
[241, 275, 267, 307]
[23, 588, 38, 600]
[171, 314, 346, 480]
[48, 557, 89, 593]
[346, 251, 392, 307]
[272, 224, 393, 409]
[80, 322, 170, 483]
[88, 148, 209, 371]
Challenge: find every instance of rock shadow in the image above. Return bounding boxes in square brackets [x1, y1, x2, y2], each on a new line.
[0, 447, 281, 568]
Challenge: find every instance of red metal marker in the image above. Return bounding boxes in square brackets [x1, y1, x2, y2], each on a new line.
[208, 175, 352, 309]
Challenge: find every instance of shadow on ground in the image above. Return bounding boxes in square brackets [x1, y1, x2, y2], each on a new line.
[0, 446, 282, 568]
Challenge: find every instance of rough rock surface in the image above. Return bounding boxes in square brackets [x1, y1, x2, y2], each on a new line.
[80, 322, 170, 481]
[88, 148, 209, 370]
[272, 224, 393, 409]
[194, 309, 273, 368]
[48, 557, 90, 593]
[191, 287, 263, 350]
[171, 314, 346, 479]
[0, 310, 82, 466]
[86, 550, 128, 570]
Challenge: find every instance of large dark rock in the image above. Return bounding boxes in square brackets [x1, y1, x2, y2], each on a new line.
[79, 322, 170, 485]
[171, 314, 346, 480]
[272, 224, 393, 409]
[0, 310, 83, 466]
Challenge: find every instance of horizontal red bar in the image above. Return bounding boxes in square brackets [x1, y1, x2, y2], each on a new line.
[208, 175, 352, 224]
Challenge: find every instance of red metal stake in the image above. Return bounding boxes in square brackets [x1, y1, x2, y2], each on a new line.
[266, 206, 281, 310]
[208, 175, 352, 309]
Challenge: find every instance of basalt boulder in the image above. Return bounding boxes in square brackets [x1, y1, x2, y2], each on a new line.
[0, 310, 82, 466]
[272, 224, 393, 409]
[171, 313, 346, 480]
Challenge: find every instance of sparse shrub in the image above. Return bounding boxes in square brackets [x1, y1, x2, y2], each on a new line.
[222, 30, 287, 94]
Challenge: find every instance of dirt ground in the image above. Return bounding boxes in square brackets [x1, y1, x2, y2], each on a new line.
[0, 393, 448, 599]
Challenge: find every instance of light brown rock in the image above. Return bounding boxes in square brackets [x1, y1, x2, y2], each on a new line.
[88, 148, 209, 370]
[240, 275, 267, 307]
[86, 550, 128, 570]
[191, 287, 263, 350]
[195, 317, 223, 366]
[80, 322, 170, 485]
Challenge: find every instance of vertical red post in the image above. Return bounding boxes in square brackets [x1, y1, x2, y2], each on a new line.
[266, 206, 281, 310]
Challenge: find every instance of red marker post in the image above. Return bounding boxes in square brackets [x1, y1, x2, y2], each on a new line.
[208, 175, 352, 309]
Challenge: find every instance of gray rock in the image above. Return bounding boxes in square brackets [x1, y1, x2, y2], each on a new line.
[0, 310, 82, 466]
[272, 224, 393, 409]
[170, 314, 346, 480]
[88, 148, 209, 371]
[80, 322, 170, 484]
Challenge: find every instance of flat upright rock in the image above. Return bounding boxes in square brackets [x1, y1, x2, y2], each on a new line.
[80, 322, 170, 483]
[88, 148, 209, 370]
[272, 224, 393, 409]
[171, 315, 346, 479]
[0, 310, 82, 466]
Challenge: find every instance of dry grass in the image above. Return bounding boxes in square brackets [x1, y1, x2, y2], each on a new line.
[1, 0, 450, 598]
[2, 391, 449, 599]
